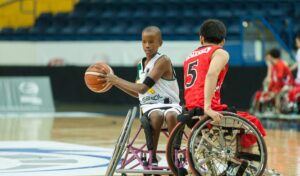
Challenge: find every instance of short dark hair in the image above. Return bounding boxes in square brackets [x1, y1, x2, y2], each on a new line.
[199, 19, 226, 44]
[267, 48, 281, 59]
[142, 26, 162, 41]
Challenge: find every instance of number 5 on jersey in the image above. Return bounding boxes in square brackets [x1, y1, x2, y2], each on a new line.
[185, 60, 198, 88]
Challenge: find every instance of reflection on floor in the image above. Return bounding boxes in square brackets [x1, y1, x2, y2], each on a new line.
[0, 115, 299, 176]
[0, 141, 112, 176]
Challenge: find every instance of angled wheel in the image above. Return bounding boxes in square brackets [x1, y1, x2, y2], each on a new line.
[187, 112, 267, 176]
[105, 107, 137, 176]
[166, 122, 189, 176]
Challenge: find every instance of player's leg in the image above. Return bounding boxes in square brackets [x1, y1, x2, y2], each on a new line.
[253, 91, 262, 112]
[164, 108, 181, 134]
[274, 94, 281, 113]
[236, 111, 266, 148]
[148, 109, 164, 164]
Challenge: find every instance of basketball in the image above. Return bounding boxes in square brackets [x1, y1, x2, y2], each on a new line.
[84, 63, 114, 93]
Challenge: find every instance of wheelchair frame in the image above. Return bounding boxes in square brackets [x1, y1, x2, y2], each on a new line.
[105, 106, 174, 176]
[106, 107, 268, 176]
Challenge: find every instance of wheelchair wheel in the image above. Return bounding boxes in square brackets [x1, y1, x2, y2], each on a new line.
[105, 107, 137, 176]
[166, 122, 189, 176]
[187, 112, 267, 176]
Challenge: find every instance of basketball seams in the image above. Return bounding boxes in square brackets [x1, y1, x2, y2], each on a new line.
[85, 72, 106, 77]
[84, 63, 113, 93]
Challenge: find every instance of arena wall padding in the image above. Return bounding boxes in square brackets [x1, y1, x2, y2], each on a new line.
[0, 66, 268, 110]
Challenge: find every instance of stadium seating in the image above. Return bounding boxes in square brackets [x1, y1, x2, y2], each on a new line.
[0, 0, 299, 41]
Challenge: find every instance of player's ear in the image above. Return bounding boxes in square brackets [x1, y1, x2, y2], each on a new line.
[220, 39, 225, 46]
[200, 36, 204, 45]
[159, 39, 163, 46]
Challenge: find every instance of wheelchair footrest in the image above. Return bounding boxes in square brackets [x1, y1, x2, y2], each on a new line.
[178, 167, 188, 176]
[116, 169, 173, 175]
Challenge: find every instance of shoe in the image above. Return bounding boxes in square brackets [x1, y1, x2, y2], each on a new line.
[152, 156, 158, 166]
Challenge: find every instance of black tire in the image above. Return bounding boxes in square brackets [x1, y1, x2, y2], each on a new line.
[105, 107, 137, 176]
[187, 112, 267, 176]
[166, 122, 188, 176]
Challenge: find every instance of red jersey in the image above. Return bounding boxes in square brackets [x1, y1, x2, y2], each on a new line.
[269, 59, 294, 92]
[184, 45, 228, 111]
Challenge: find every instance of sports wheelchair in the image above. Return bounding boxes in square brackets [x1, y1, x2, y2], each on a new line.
[279, 87, 300, 114]
[106, 107, 268, 176]
[249, 91, 276, 114]
[105, 106, 175, 176]
[250, 86, 300, 114]
[166, 108, 268, 176]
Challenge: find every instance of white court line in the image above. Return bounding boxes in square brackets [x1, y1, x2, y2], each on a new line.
[0, 141, 169, 176]
[0, 141, 113, 176]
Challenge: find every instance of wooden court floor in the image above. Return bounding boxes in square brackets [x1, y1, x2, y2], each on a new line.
[49, 115, 300, 176]
[0, 116, 300, 176]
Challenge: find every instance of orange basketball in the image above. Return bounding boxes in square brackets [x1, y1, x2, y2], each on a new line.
[84, 63, 114, 93]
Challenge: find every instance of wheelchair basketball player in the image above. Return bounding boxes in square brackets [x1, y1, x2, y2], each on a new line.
[183, 19, 268, 175]
[105, 26, 182, 166]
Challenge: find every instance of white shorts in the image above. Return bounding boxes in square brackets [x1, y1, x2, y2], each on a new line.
[141, 103, 182, 115]
[147, 107, 181, 118]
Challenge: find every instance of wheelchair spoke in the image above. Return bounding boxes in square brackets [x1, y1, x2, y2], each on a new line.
[217, 126, 226, 148]
[201, 130, 222, 151]
[189, 113, 267, 176]
[209, 157, 227, 175]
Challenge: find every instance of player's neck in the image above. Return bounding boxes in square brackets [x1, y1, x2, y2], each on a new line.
[272, 59, 279, 64]
[146, 53, 157, 60]
[202, 42, 219, 46]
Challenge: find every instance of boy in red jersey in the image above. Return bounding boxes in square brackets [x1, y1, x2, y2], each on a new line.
[183, 19, 269, 175]
[183, 19, 266, 147]
[253, 49, 294, 113]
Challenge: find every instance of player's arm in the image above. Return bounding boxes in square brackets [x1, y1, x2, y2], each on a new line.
[268, 79, 274, 91]
[105, 56, 170, 94]
[204, 49, 229, 122]
[290, 62, 298, 71]
[277, 63, 286, 81]
[264, 61, 272, 84]
[114, 84, 139, 98]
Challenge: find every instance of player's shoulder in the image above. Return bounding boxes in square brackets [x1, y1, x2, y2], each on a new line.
[213, 48, 229, 57]
[211, 48, 229, 63]
[157, 54, 172, 65]
[281, 60, 289, 67]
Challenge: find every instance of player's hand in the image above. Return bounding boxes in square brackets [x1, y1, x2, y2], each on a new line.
[204, 108, 223, 123]
[103, 73, 118, 85]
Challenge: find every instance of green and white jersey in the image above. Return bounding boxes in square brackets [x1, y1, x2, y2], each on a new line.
[136, 53, 181, 113]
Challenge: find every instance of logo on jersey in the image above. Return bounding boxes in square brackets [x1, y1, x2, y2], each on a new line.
[142, 94, 164, 104]
[186, 47, 212, 61]
[148, 88, 155, 94]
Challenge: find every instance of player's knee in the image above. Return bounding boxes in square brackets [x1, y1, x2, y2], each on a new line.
[149, 111, 163, 119]
[165, 111, 177, 123]
[149, 111, 164, 128]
